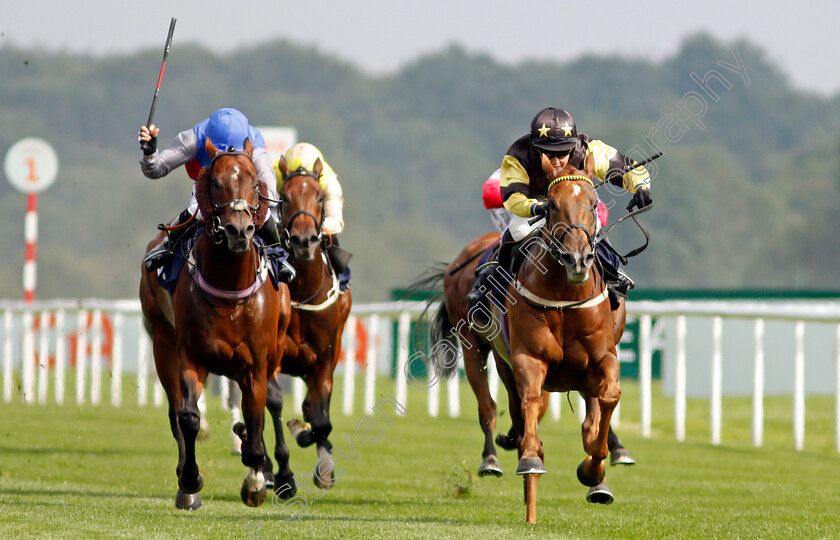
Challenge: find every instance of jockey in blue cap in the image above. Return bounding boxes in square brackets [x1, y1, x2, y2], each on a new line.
[138, 108, 284, 271]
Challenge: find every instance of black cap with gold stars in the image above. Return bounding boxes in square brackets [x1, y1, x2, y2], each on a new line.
[529, 107, 578, 152]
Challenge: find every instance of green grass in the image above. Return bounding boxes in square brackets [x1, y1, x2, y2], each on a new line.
[1, 374, 839, 539]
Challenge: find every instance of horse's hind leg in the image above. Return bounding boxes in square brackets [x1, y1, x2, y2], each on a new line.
[608, 426, 636, 465]
[463, 342, 502, 476]
[265, 373, 296, 498]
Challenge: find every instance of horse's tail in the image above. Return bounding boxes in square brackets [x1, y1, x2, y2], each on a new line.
[401, 262, 459, 379]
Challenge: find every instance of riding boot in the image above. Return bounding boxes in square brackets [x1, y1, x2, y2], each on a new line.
[256, 215, 296, 285]
[255, 214, 283, 246]
[467, 230, 515, 326]
[144, 208, 193, 271]
[595, 243, 635, 309]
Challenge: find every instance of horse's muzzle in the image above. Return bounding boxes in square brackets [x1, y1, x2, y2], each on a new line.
[224, 222, 256, 253]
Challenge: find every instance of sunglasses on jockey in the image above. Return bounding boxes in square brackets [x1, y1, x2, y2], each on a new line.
[540, 147, 573, 160]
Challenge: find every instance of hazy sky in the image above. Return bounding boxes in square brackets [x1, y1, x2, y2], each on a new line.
[2, 0, 839, 96]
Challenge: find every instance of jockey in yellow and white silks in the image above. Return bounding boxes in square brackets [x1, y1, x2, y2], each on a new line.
[274, 142, 344, 235]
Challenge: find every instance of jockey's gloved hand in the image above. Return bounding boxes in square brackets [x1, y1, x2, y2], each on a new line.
[532, 200, 550, 217]
[139, 125, 158, 156]
[627, 187, 652, 211]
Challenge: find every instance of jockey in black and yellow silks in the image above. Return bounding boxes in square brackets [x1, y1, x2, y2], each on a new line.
[468, 107, 653, 315]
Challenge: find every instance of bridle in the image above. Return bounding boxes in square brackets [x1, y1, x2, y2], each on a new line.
[542, 175, 599, 263]
[207, 151, 259, 243]
[278, 167, 325, 248]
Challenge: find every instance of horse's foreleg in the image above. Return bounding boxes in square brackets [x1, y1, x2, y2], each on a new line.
[511, 353, 547, 474]
[176, 358, 208, 497]
[463, 344, 501, 476]
[239, 373, 269, 507]
[265, 373, 296, 498]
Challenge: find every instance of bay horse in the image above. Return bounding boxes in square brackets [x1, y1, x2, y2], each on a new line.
[265, 157, 352, 499]
[139, 138, 291, 509]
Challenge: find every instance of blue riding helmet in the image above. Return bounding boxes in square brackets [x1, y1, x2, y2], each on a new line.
[193, 108, 265, 167]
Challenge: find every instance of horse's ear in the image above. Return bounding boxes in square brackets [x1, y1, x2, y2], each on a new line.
[277, 157, 289, 179]
[313, 157, 323, 178]
[582, 152, 595, 178]
[205, 137, 219, 159]
[244, 138, 254, 156]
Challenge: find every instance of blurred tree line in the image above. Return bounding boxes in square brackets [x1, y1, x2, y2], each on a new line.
[0, 33, 838, 301]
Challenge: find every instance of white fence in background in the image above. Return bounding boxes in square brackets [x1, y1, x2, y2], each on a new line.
[2, 298, 839, 453]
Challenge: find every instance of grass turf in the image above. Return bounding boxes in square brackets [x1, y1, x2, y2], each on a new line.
[1, 375, 839, 539]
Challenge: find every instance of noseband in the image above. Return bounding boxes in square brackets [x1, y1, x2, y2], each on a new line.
[208, 151, 259, 243]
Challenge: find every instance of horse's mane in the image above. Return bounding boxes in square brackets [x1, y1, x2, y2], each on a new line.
[194, 162, 269, 229]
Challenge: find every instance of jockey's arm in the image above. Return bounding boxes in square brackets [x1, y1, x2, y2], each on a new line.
[139, 128, 197, 179]
[252, 147, 280, 208]
[587, 140, 651, 193]
[321, 166, 344, 235]
[500, 154, 541, 218]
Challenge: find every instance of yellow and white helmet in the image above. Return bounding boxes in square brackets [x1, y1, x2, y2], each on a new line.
[283, 142, 324, 173]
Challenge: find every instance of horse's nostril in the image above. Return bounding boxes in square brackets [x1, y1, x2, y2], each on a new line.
[559, 253, 574, 267]
[246, 224, 255, 235]
[290, 236, 301, 246]
[224, 224, 238, 237]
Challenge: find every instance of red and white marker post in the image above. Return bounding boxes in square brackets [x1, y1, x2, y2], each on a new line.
[3, 137, 58, 303]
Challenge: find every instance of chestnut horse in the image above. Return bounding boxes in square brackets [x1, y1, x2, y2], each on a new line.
[266, 158, 352, 499]
[139, 138, 291, 509]
[417, 164, 622, 523]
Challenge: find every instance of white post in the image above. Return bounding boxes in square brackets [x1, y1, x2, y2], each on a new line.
[342, 315, 357, 416]
[292, 377, 304, 415]
[576, 393, 586, 424]
[447, 371, 460, 418]
[220, 376, 230, 410]
[835, 324, 840, 454]
[395, 311, 410, 409]
[487, 352, 498, 403]
[3, 310, 12, 402]
[363, 315, 378, 415]
[793, 321, 805, 451]
[153, 379, 163, 407]
[639, 314, 652, 438]
[675, 315, 687, 442]
[611, 343, 620, 428]
[549, 391, 561, 421]
[137, 319, 148, 406]
[37, 311, 49, 404]
[111, 313, 123, 407]
[75, 310, 88, 405]
[90, 309, 102, 405]
[752, 319, 765, 447]
[710, 316, 722, 445]
[427, 369, 439, 418]
[22, 311, 35, 403]
[55, 310, 66, 405]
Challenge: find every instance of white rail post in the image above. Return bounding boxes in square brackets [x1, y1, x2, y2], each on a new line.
[342, 315, 357, 416]
[487, 351, 499, 403]
[710, 316, 723, 445]
[835, 324, 840, 454]
[292, 377, 304, 415]
[752, 319, 765, 447]
[363, 314, 379, 415]
[111, 312, 123, 407]
[675, 315, 687, 442]
[37, 311, 49, 404]
[395, 311, 410, 410]
[3, 310, 12, 402]
[427, 368, 439, 418]
[447, 370, 460, 418]
[55, 309, 66, 405]
[549, 392, 561, 421]
[137, 318, 148, 406]
[793, 321, 805, 451]
[90, 309, 103, 405]
[577, 393, 586, 424]
[639, 314, 652, 438]
[611, 343, 621, 428]
[75, 309, 88, 405]
[22, 311, 35, 403]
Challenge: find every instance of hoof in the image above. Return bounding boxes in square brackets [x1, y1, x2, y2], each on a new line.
[314, 461, 335, 490]
[178, 472, 204, 495]
[576, 460, 604, 487]
[586, 482, 614, 504]
[286, 419, 311, 440]
[516, 457, 546, 476]
[264, 471, 275, 490]
[495, 433, 518, 451]
[610, 448, 636, 466]
[175, 490, 202, 510]
[273, 479, 298, 500]
[478, 455, 503, 477]
[241, 481, 267, 507]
